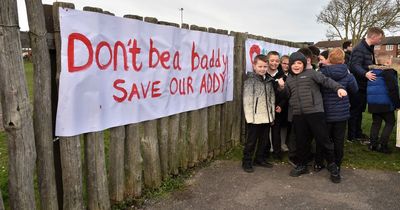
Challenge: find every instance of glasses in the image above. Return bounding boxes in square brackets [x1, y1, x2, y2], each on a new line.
[281, 63, 289, 65]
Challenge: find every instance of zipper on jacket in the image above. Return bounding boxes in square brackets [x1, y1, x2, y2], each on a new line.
[255, 97, 258, 114]
[295, 75, 304, 114]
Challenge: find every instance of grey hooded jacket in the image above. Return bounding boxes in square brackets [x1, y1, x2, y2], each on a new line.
[243, 72, 275, 124]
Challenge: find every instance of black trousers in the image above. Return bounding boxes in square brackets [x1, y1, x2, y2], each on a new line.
[293, 113, 335, 166]
[243, 123, 270, 164]
[370, 111, 395, 146]
[348, 91, 366, 140]
[315, 121, 346, 167]
[268, 118, 282, 155]
[285, 122, 297, 159]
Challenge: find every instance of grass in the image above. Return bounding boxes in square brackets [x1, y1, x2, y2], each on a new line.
[1, 61, 400, 208]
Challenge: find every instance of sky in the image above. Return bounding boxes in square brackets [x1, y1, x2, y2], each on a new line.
[17, 0, 333, 43]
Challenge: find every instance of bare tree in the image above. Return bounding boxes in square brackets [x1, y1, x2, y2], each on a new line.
[317, 0, 400, 42]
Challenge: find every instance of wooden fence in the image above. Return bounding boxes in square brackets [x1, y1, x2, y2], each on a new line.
[0, 1, 305, 209]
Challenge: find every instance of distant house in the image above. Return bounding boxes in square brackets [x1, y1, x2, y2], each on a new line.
[314, 36, 400, 59]
[375, 36, 400, 58]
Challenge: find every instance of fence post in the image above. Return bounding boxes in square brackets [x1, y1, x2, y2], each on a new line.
[109, 126, 126, 203]
[122, 14, 144, 198]
[24, 1, 59, 209]
[0, 0, 37, 209]
[52, 3, 85, 210]
[230, 31, 247, 146]
[79, 6, 111, 210]
[95, 11, 127, 204]
[141, 18, 162, 188]
[124, 123, 143, 198]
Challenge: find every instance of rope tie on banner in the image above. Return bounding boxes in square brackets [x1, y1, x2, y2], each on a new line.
[0, 24, 20, 29]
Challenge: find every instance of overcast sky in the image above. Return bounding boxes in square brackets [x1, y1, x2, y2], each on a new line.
[17, 0, 334, 43]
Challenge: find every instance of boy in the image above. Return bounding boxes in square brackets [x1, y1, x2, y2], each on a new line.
[266, 51, 287, 160]
[278, 52, 347, 183]
[318, 48, 358, 176]
[367, 55, 400, 153]
[281, 55, 290, 76]
[242, 54, 275, 172]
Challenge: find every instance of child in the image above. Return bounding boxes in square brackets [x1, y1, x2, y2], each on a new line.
[367, 55, 400, 153]
[266, 51, 287, 160]
[280, 55, 290, 76]
[318, 50, 329, 69]
[278, 52, 347, 183]
[318, 48, 358, 175]
[242, 54, 275, 172]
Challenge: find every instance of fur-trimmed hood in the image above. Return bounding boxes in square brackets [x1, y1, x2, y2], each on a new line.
[368, 64, 394, 70]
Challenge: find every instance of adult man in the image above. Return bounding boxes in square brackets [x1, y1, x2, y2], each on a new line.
[348, 27, 384, 142]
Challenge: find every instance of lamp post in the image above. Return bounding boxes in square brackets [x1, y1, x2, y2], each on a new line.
[179, 8, 184, 25]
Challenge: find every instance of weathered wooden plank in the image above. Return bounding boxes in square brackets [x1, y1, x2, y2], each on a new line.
[24, 1, 59, 209]
[81, 6, 110, 210]
[0, 0, 37, 209]
[141, 120, 162, 188]
[84, 132, 110, 210]
[109, 127, 125, 203]
[158, 117, 169, 179]
[59, 136, 84, 210]
[231, 32, 247, 146]
[168, 115, 179, 175]
[178, 112, 188, 170]
[125, 123, 143, 197]
[97, 10, 126, 205]
[122, 14, 143, 198]
[141, 17, 162, 188]
[189, 24, 209, 163]
[52, 3, 85, 210]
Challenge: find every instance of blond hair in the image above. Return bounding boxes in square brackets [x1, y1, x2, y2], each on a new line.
[376, 55, 392, 65]
[328, 48, 345, 64]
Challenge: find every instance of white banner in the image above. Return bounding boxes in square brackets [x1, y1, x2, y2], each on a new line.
[245, 38, 299, 72]
[56, 8, 234, 136]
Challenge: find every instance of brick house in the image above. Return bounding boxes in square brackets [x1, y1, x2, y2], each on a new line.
[314, 36, 400, 60]
[374, 36, 400, 58]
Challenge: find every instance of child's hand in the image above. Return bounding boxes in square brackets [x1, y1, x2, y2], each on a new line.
[337, 89, 347, 98]
[277, 78, 285, 89]
[276, 106, 282, 113]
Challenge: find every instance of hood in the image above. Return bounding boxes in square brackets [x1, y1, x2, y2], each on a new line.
[320, 64, 349, 80]
[368, 64, 394, 70]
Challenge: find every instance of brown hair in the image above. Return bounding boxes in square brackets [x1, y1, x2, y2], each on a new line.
[266, 51, 280, 60]
[253, 54, 268, 64]
[328, 48, 345, 64]
[367, 27, 384, 38]
[281, 55, 289, 61]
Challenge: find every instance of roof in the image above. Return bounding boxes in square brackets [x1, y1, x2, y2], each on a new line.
[314, 36, 400, 49]
[381, 36, 400, 45]
[314, 40, 343, 48]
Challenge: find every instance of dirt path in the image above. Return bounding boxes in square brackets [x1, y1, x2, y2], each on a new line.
[145, 160, 400, 210]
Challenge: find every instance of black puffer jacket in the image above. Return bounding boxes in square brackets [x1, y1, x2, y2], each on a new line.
[284, 69, 344, 115]
[320, 64, 358, 122]
[349, 39, 376, 91]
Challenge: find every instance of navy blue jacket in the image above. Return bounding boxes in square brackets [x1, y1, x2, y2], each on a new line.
[320, 64, 358, 122]
[367, 65, 400, 113]
[349, 39, 376, 91]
